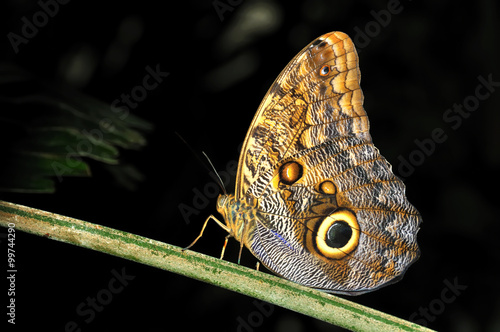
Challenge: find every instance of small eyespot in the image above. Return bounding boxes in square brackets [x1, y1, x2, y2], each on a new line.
[318, 180, 336, 195]
[311, 39, 326, 48]
[319, 65, 330, 76]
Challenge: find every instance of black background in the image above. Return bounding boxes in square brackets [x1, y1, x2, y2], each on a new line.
[1, 0, 499, 331]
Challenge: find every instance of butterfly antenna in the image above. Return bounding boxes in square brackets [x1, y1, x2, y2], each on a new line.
[174, 131, 209, 169]
[202, 151, 227, 196]
[175, 131, 228, 195]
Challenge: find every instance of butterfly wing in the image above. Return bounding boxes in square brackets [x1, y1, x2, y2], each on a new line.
[235, 32, 421, 294]
[236, 31, 369, 199]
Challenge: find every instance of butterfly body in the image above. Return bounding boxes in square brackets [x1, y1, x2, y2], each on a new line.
[213, 31, 421, 295]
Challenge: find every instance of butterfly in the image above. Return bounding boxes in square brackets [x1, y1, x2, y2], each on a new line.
[189, 31, 421, 295]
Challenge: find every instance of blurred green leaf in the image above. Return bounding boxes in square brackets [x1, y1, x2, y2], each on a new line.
[0, 63, 152, 193]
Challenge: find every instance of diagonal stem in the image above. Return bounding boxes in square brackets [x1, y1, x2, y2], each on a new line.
[0, 200, 434, 332]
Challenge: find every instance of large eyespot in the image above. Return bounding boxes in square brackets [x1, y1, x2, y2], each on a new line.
[319, 65, 331, 76]
[315, 209, 360, 259]
[278, 161, 303, 186]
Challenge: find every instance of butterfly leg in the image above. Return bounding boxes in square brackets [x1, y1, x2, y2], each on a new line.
[183, 214, 230, 251]
[219, 235, 230, 260]
[237, 240, 245, 265]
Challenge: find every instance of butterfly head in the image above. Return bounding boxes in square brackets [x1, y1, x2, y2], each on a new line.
[215, 193, 259, 246]
[215, 194, 230, 217]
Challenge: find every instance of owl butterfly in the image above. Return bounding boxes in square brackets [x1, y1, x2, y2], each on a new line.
[192, 31, 421, 295]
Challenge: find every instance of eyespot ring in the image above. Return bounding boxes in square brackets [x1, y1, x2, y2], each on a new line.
[319, 65, 331, 76]
[315, 209, 360, 259]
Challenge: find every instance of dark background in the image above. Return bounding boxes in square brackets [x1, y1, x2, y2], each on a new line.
[1, 0, 499, 331]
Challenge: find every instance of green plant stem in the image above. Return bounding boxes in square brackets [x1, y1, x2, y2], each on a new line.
[0, 200, 434, 332]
